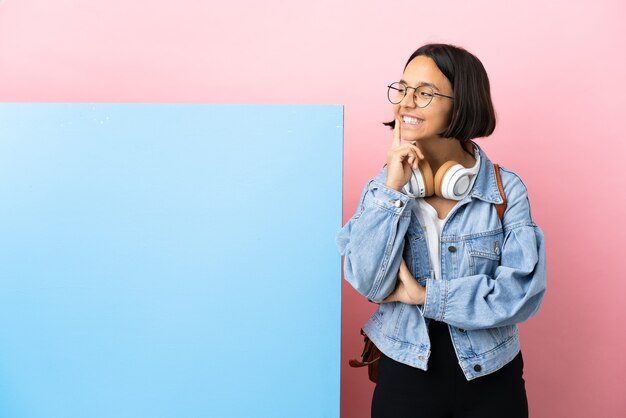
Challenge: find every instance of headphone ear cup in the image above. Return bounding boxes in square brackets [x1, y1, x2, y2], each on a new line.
[402, 159, 434, 198]
[434, 160, 461, 198]
[418, 159, 435, 197]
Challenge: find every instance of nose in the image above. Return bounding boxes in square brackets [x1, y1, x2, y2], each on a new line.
[399, 87, 417, 108]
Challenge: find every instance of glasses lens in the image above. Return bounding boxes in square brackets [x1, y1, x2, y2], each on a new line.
[387, 82, 405, 104]
[415, 86, 434, 108]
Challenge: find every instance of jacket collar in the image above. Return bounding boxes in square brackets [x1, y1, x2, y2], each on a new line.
[466, 141, 504, 205]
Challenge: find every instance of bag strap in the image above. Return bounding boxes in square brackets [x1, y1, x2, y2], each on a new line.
[349, 328, 381, 368]
[493, 163, 507, 222]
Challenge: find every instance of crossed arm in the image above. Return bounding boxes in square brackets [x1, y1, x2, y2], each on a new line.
[380, 258, 425, 305]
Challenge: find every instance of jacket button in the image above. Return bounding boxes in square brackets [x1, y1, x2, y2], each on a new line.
[448, 245, 457, 252]
[390, 199, 403, 208]
[418, 355, 425, 361]
[459, 328, 466, 333]
[474, 364, 482, 372]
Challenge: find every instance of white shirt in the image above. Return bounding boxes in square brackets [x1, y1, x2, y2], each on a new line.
[411, 154, 480, 280]
[413, 199, 452, 280]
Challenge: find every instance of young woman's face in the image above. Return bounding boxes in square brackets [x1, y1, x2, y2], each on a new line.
[394, 56, 454, 143]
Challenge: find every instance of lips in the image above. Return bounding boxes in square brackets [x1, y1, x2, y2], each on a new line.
[401, 114, 423, 127]
[402, 115, 423, 124]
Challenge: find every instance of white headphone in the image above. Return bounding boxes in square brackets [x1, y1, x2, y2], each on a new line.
[402, 143, 480, 200]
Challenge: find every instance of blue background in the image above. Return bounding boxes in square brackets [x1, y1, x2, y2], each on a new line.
[0, 104, 343, 418]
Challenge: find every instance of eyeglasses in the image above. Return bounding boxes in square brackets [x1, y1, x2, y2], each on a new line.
[387, 82, 454, 108]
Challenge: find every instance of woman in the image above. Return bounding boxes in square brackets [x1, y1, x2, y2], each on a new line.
[336, 44, 546, 418]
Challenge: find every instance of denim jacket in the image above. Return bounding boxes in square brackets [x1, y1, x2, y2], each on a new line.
[336, 142, 546, 380]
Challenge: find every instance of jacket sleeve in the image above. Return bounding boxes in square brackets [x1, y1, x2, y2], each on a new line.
[336, 168, 416, 303]
[420, 171, 547, 330]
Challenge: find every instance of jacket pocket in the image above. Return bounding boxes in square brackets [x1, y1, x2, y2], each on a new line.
[373, 302, 405, 341]
[467, 325, 518, 354]
[374, 302, 395, 333]
[466, 234, 502, 277]
[488, 324, 517, 344]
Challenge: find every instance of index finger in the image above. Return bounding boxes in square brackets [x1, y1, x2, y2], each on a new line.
[391, 117, 401, 149]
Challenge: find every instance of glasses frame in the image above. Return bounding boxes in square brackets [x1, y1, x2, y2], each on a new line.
[387, 82, 454, 108]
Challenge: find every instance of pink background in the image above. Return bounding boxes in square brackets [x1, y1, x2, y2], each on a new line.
[1, 1, 624, 417]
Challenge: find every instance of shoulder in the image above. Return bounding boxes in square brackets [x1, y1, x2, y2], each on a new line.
[496, 165, 537, 228]
[498, 165, 529, 198]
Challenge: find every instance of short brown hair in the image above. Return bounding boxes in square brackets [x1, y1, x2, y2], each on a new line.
[384, 43, 496, 141]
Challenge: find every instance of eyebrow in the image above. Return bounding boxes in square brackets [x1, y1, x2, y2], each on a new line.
[399, 79, 441, 92]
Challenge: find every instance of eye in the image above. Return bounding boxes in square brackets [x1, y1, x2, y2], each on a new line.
[393, 82, 408, 91]
[418, 91, 434, 98]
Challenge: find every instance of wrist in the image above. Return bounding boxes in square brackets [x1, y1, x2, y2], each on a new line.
[418, 286, 426, 305]
[385, 181, 403, 192]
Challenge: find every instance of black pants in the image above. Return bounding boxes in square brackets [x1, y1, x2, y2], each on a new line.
[372, 320, 528, 418]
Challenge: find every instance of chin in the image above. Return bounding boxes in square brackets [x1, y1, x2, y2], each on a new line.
[401, 138, 420, 144]
[401, 133, 424, 143]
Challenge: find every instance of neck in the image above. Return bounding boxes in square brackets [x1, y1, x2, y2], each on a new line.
[417, 137, 475, 172]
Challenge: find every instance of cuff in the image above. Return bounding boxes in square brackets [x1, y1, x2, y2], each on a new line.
[421, 278, 448, 321]
[367, 180, 414, 216]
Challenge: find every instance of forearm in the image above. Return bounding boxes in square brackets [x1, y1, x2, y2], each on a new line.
[381, 258, 426, 305]
[337, 180, 415, 302]
[421, 225, 547, 330]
